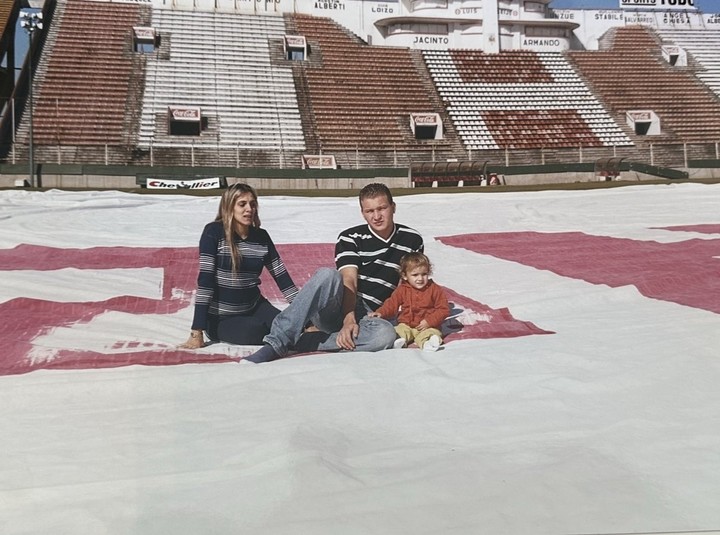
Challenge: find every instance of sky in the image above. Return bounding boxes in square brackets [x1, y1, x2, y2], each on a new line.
[550, 0, 715, 10]
[2, 185, 720, 534]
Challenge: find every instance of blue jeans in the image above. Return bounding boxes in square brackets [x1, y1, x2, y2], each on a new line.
[262, 267, 397, 357]
[212, 298, 279, 345]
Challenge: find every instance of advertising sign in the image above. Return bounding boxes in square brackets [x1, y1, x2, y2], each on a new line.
[619, 0, 696, 10]
[301, 155, 337, 169]
[133, 26, 155, 41]
[411, 113, 439, 126]
[168, 106, 201, 122]
[146, 177, 223, 189]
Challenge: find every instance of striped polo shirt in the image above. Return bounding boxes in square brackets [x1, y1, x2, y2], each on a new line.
[335, 223, 424, 310]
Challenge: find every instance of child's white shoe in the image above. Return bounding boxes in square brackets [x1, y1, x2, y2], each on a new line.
[423, 335, 441, 352]
[393, 337, 407, 349]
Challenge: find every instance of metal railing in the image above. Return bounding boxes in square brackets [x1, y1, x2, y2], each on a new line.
[1, 140, 719, 171]
[2, 91, 719, 170]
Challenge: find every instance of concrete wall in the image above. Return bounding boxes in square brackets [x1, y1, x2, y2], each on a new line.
[503, 171, 597, 186]
[503, 168, 719, 185]
[238, 176, 411, 190]
[2, 168, 717, 190]
[687, 167, 720, 180]
[0, 172, 412, 190]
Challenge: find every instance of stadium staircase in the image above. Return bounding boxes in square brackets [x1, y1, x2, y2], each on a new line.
[423, 49, 631, 152]
[9, 0, 62, 162]
[137, 9, 305, 167]
[0, 0, 18, 101]
[14, 0, 146, 164]
[291, 13, 462, 168]
[281, 14, 321, 155]
[568, 26, 720, 157]
[0, 0, 13, 41]
[408, 49, 466, 160]
[657, 28, 720, 100]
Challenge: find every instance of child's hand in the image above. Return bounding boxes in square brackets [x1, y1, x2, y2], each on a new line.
[367, 312, 381, 318]
[417, 320, 430, 331]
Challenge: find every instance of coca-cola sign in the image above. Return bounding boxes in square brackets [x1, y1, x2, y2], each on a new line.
[628, 111, 652, 122]
[285, 35, 306, 48]
[412, 113, 439, 126]
[302, 155, 336, 169]
[133, 26, 155, 41]
[169, 106, 201, 122]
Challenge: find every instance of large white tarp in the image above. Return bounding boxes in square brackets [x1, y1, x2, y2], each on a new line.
[1, 185, 719, 534]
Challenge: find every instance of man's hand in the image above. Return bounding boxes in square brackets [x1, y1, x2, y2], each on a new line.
[336, 267, 359, 350]
[337, 317, 359, 350]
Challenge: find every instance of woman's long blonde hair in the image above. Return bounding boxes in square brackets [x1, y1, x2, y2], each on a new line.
[215, 183, 261, 273]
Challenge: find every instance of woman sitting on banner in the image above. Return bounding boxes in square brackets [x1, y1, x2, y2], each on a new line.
[180, 183, 298, 349]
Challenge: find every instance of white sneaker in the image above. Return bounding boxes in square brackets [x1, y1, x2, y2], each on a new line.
[393, 337, 407, 349]
[423, 335, 441, 352]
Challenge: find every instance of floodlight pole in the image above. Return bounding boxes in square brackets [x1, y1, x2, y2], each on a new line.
[21, 12, 43, 188]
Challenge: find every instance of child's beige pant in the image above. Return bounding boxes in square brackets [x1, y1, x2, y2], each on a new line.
[395, 323, 442, 349]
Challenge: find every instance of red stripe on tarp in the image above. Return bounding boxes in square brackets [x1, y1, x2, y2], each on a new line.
[652, 224, 720, 235]
[438, 231, 720, 315]
[1, 241, 548, 376]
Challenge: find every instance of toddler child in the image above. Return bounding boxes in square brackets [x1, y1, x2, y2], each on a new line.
[369, 252, 449, 351]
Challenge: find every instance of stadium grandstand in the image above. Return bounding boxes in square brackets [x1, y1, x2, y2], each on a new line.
[0, 0, 18, 94]
[1, 0, 719, 188]
[0, 0, 20, 143]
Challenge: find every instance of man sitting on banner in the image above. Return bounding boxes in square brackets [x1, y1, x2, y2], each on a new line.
[246, 183, 424, 363]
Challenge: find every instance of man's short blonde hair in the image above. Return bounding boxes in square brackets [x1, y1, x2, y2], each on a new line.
[359, 183, 394, 206]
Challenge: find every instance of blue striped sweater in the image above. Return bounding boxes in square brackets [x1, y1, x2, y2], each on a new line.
[191, 221, 298, 333]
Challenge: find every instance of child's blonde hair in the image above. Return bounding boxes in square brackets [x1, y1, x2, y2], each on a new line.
[399, 252, 433, 276]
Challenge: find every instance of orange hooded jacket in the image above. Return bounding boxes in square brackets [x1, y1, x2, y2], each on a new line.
[374, 279, 449, 329]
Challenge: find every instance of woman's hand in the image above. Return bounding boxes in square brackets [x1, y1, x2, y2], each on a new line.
[179, 330, 205, 349]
